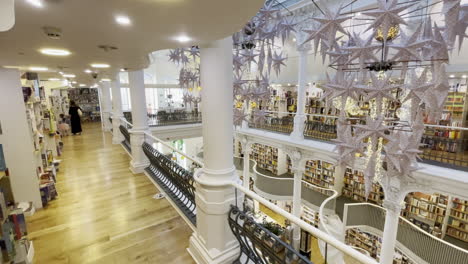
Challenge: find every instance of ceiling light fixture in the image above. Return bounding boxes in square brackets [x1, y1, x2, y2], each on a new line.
[101, 78, 111, 82]
[29, 66, 48, 71]
[175, 35, 191, 43]
[115, 15, 131, 26]
[462, 75, 467, 78]
[40, 48, 71, 56]
[91, 63, 110, 68]
[449, 74, 455, 78]
[120, 68, 125, 72]
[79, 84, 86, 87]
[26, 0, 43, 8]
[63, 74, 76, 78]
[48, 78, 60, 81]
[84, 69, 92, 73]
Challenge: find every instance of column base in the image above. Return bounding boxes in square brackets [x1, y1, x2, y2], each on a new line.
[188, 233, 239, 264]
[290, 114, 306, 141]
[129, 160, 149, 174]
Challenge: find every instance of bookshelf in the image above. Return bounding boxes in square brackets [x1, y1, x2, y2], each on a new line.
[249, 143, 287, 175]
[342, 168, 384, 205]
[301, 205, 319, 228]
[447, 198, 468, 242]
[345, 228, 416, 264]
[303, 160, 335, 189]
[67, 88, 101, 122]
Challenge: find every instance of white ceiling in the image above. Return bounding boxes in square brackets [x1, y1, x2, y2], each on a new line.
[0, 0, 264, 85]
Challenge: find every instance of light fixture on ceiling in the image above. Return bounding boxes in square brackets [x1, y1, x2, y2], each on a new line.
[40, 48, 71, 56]
[449, 74, 455, 78]
[84, 69, 92, 73]
[26, 0, 43, 8]
[101, 78, 111, 82]
[79, 84, 86, 87]
[175, 35, 191, 43]
[91, 63, 110, 68]
[120, 68, 125, 72]
[115, 15, 131, 26]
[63, 74, 76, 78]
[29, 66, 48, 71]
[48, 78, 60, 81]
[292, 38, 296, 42]
[356, 12, 362, 16]
[59, 71, 64, 75]
[462, 75, 467, 78]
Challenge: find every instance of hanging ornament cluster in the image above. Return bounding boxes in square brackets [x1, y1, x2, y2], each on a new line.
[232, 1, 295, 126]
[167, 46, 202, 106]
[300, 0, 467, 196]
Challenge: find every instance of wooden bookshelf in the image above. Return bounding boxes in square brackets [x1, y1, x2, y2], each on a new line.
[301, 205, 319, 228]
[303, 160, 335, 189]
[447, 198, 468, 242]
[342, 168, 384, 205]
[249, 143, 287, 175]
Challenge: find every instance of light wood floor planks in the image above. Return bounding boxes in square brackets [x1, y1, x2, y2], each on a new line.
[27, 123, 195, 264]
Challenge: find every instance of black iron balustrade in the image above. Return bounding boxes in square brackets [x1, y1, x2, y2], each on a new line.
[142, 142, 197, 225]
[148, 111, 202, 127]
[419, 129, 468, 170]
[249, 115, 294, 134]
[119, 125, 131, 152]
[228, 205, 312, 264]
[303, 120, 337, 142]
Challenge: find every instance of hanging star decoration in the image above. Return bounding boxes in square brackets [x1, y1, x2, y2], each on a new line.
[233, 108, 248, 127]
[241, 49, 259, 70]
[384, 132, 421, 174]
[233, 51, 244, 74]
[310, 4, 351, 46]
[168, 49, 181, 64]
[322, 72, 360, 102]
[333, 125, 365, 167]
[425, 63, 450, 110]
[253, 109, 268, 124]
[272, 51, 287, 76]
[449, 4, 468, 52]
[343, 33, 381, 70]
[362, 0, 415, 43]
[360, 72, 399, 105]
[403, 69, 432, 104]
[354, 116, 393, 142]
[327, 44, 351, 67]
[278, 18, 297, 45]
[188, 46, 200, 61]
[442, 0, 462, 48]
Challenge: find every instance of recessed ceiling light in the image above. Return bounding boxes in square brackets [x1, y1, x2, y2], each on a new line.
[71, 81, 77, 84]
[356, 12, 362, 16]
[59, 71, 64, 75]
[91, 63, 110, 68]
[101, 78, 111, 82]
[48, 78, 60, 81]
[175, 35, 191, 43]
[292, 38, 296, 42]
[84, 69, 92, 73]
[115, 15, 131, 26]
[79, 84, 86, 87]
[26, 0, 43, 8]
[120, 68, 125, 72]
[40, 48, 71, 56]
[462, 75, 467, 78]
[29, 67, 48, 71]
[449, 74, 455, 78]
[63, 74, 76, 78]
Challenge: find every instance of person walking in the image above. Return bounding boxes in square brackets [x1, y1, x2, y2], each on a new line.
[69, 100, 83, 135]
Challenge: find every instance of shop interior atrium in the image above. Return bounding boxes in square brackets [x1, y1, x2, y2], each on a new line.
[0, 0, 468, 263]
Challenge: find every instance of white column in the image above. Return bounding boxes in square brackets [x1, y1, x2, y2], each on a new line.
[380, 199, 403, 264]
[0, 69, 42, 208]
[100, 81, 112, 131]
[290, 152, 303, 250]
[111, 74, 125, 144]
[128, 70, 149, 174]
[242, 144, 252, 190]
[188, 37, 239, 264]
[290, 41, 310, 140]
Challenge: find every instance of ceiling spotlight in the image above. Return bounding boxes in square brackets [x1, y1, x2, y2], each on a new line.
[91, 63, 110, 68]
[29, 67, 48, 71]
[63, 74, 76, 78]
[59, 71, 64, 75]
[175, 35, 191, 43]
[115, 15, 131, 26]
[79, 84, 86, 87]
[449, 74, 455, 78]
[101, 78, 111, 82]
[120, 68, 125, 72]
[48, 78, 60, 81]
[71, 81, 77, 84]
[84, 69, 92, 73]
[356, 12, 362, 16]
[462, 75, 467, 78]
[26, 0, 43, 8]
[292, 38, 296, 42]
[40, 48, 71, 56]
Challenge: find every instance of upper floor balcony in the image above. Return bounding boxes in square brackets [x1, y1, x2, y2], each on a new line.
[124, 109, 202, 127]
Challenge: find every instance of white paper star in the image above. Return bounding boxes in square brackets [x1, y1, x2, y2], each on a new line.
[272, 51, 287, 76]
[310, 4, 351, 46]
[343, 33, 380, 69]
[322, 72, 360, 102]
[403, 68, 432, 104]
[389, 25, 428, 75]
[234, 108, 248, 127]
[354, 116, 393, 142]
[253, 109, 268, 124]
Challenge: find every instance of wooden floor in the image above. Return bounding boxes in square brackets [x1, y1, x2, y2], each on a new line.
[27, 123, 195, 264]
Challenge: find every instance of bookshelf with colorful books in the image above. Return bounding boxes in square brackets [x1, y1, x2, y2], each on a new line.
[303, 160, 335, 189]
[447, 198, 468, 242]
[249, 143, 287, 175]
[68, 88, 101, 122]
[342, 168, 384, 205]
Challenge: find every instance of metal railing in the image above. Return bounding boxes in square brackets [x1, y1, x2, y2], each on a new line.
[123, 110, 202, 127]
[119, 117, 132, 153]
[344, 203, 468, 264]
[248, 112, 294, 134]
[142, 132, 203, 227]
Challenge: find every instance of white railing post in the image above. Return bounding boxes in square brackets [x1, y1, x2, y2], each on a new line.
[188, 37, 240, 264]
[111, 73, 125, 144]
[290, 150, 304, 251]
[128, 69, 150, 173]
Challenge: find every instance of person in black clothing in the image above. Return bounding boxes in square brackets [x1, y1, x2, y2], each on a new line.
[69, 100, 83, 135]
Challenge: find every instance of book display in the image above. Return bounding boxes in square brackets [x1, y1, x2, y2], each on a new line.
[249, 143, 287, 175]
[67, 88, 101, 122]
[301, 205, 319, 228]
[303, 160, 335, 189]
[447, 198, 468, 242]
[49, 89, 69, 117]
[345, 228, 416, 264]
[342, 168, 384, 205]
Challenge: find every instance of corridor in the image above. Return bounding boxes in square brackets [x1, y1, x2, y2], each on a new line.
[26, 123, 194, 264]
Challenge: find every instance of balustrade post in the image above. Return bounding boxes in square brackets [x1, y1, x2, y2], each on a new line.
[188, 37, 240, 264]
[99, 81, 113, 132]
[128, 69, 150, 174]
[290, 32, 311, 141]
[111, 73, 125, 144]
[241, 141, 252, 190]
[290, 150, 303, 251]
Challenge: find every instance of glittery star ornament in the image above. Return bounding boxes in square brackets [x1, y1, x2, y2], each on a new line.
[233, 108, 248, 127]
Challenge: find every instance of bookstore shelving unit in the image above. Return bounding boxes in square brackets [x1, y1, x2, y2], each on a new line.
[342, 168, 385, 205]
[68, 88, 101, 122]
[303, 160, 335, 189]
[345, 228, 416, 264]
[448, 198, 468, 242]
[49, 88, 69, 117]
[249, 143, 287, 175]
